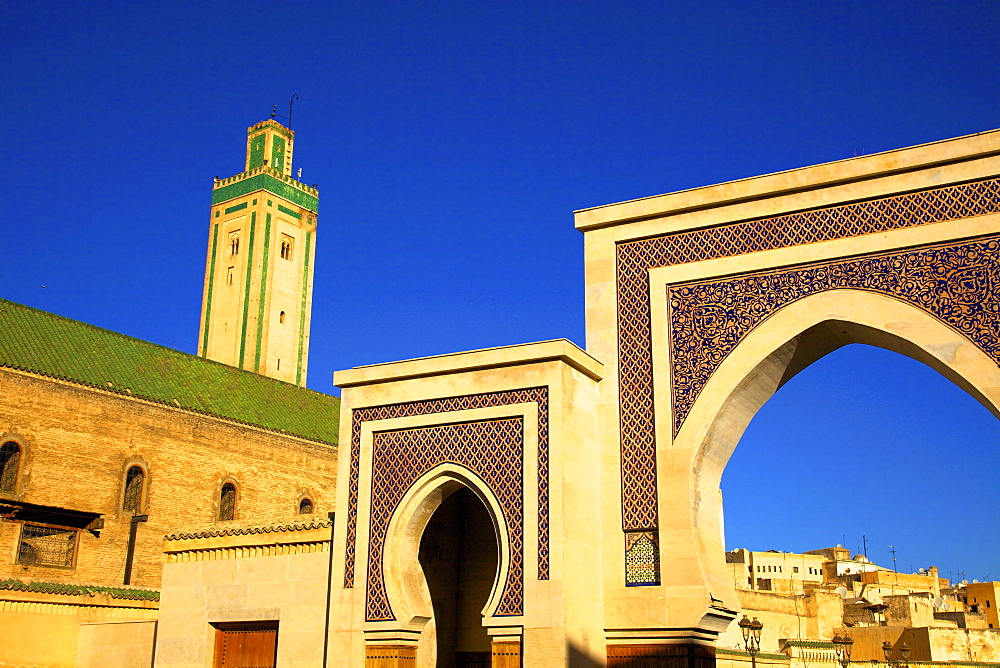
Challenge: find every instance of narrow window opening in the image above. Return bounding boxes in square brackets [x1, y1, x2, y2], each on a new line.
[219, 482, 237, 521]
[227, 267, 234, 286]
[277, 358, 281, 370]
[280, 235, 294, 260]
[122, 465, 145, 512]
[279, 311, 285, 324]
[229, 232, 240, 256]
[1, 441, 21, 491]
[298, 498, 313, 514]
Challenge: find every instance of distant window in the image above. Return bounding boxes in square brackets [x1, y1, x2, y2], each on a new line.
[229, 233, 240, 256]
[298, 498, 313, 515]
[1, 441, 21, 491]
[280, 235, 293, 260]
[219, 483, 237, 521]
[794, 566, 800, 573]
[227, 267, 235, 286]
[279, 311, 286, 324]
[17, 523, 77, 568]
[122, 465, 145, 513]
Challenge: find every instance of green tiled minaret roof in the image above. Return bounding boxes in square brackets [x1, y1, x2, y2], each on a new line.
[0, 299, 339, 445]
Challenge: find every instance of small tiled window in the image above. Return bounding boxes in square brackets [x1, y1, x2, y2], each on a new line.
[18, 523, 78, 568]
[298, 498, 313, 515]
[1, 441, 21, 491]
[122, 465, 145, 513]
[219, 482, 237, 521]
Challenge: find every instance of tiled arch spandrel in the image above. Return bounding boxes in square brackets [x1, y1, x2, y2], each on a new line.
[615, 177, 1000, 536]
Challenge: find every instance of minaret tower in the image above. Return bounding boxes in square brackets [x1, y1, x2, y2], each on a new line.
[197, 118, 318, 386]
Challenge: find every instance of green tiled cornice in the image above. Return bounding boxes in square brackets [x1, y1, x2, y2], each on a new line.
[0, 299, 340, 445]
[247, 119, 293, 138]
[0, 578, 160, 601]
[213, 169, 318, 213]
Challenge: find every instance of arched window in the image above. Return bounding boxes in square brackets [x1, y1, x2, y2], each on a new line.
[122, 465, 145, 513]
[298, 497, 313, 515]
[0, 442, 21, 492]
[279, 311, 286, 324]
[219, 482, 237, 521]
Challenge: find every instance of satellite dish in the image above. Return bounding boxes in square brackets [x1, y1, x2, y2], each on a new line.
[932, 597, 944, 610]
[942, 602, 951, 611]
[919, 568, 927, 573]
[973, 580, 979, 584]
[836, 586, 849, 599]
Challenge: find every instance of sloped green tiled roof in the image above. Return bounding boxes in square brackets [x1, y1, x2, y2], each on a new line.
[0, 299, 339, 445]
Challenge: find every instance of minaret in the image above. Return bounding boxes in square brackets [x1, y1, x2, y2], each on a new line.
[197, 118, 318, 386]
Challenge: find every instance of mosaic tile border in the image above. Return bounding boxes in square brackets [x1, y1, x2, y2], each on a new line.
[615, 177, 999, 531]
[344, 387, 550, 588]
[366, 418, 525, 620]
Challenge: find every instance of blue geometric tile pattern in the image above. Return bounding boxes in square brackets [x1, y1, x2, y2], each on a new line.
[670, 236, 1000, 435]
[615, 178, 999, 533]
[344, 387, 550, 589]
[366, 418, 525, 621]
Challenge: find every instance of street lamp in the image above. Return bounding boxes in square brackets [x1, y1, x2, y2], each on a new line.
[739, 615, 764, 668]
[882, 641, 910, 668]
[833, 634, 854, 668]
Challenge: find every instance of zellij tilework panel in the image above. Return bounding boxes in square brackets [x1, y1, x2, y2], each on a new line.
[344, 387, 550, 589]
[670, 235, 1000, 434]
[615, 177, 999, 532]
[366, 418, 525, 621]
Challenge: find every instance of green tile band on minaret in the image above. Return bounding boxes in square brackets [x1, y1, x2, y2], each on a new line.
[197, 117, 318, 387]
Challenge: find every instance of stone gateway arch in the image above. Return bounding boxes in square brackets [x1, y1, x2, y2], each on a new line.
[324, 131, 999, 666]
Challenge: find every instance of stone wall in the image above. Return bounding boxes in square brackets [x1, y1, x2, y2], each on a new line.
[0, 369, 338, 589]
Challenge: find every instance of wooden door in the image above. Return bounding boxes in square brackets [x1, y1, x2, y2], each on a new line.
[213, 622, 279, 668]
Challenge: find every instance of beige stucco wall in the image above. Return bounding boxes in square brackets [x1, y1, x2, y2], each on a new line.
[77, 619, 157, 668]
[155, 548, 329, 668]
[0, 591, 157, 668]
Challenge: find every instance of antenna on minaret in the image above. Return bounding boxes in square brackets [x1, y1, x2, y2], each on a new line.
[289, 93, 300, 129]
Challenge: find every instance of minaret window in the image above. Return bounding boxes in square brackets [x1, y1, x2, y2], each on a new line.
[280, 235, 294, 260]
[279, 311, 286, 324]
[229, 232, 240, 256]
[227, 267, 234, 286]
[298, 498, 313, 514]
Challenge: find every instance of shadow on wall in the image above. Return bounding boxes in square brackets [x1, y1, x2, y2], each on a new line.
[568, 642, 604, 667]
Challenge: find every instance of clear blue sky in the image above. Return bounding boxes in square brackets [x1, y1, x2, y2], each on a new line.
[2, 1, 997, 580]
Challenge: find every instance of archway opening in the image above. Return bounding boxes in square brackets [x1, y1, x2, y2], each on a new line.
[718, 341, 999, 649]
[418, 485, 499, 668]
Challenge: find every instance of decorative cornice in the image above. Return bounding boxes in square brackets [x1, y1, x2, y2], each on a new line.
[0, 578, 159, 601]
[164, 519, 331, 541]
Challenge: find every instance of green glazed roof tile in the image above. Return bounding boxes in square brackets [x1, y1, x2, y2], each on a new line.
[0, 299, 339, 445]
[0, 578, 160, 601]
